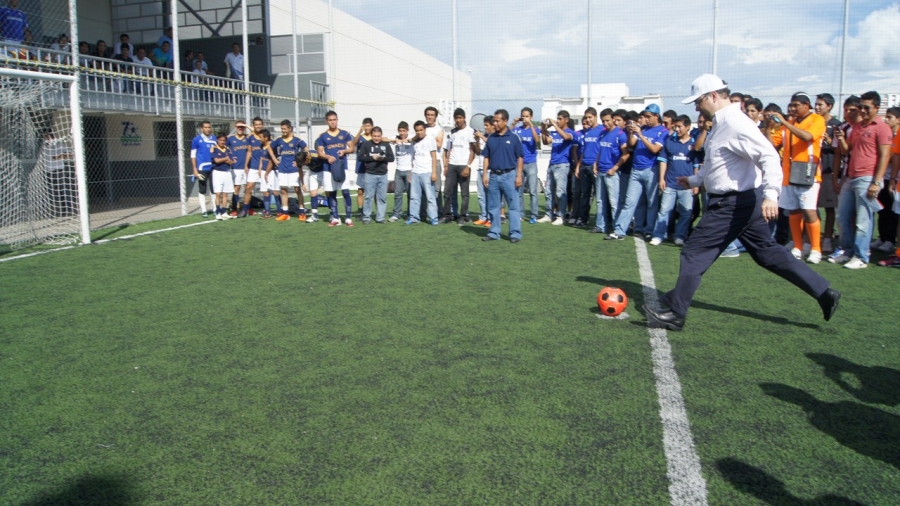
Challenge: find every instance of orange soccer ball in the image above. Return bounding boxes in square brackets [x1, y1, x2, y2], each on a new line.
[597, 287, 628, 316]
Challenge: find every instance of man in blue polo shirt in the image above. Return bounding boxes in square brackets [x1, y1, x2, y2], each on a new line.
[608, 104, 668, 240]
[481, 109, 524, 242]
[539, 110, 574, 225]
[315, 110, 356, 227]
[650, 115, 699, 246]
[592, 108, 630, 234]
[574, 108, 604, 227]
[0, 0, 27, 48]
[190, 121, 217, 217]
[512, 107, 541, 223]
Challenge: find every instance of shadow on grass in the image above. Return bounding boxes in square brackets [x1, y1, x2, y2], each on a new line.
[760, 383, 900, 471]
[716, 457, 867, 505]
[20, 473, 135, 506]
[806, 353, 900, 407]
[92, 225, 130, 241]
[459, 225, 490, 238]
[575, 276, 648, 311]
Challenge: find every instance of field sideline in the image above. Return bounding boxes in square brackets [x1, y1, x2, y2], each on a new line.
[1, 203, 898, 505]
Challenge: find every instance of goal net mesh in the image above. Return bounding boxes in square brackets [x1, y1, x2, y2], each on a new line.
[0, 77, 79, 251]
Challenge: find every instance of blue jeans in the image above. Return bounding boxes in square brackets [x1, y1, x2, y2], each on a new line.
[392, 170, 410, 218]
[409, 172, 438, 222]
[363, 173, 388, 222]
[614, 166, 660, 236]
[476, 169, 488, 220]
[593, 170, 620, 232]
[518, 162, 539, 219]
[653, 187, 693, 240]
[837, 175, 875, 262]
[547, 163, 569, 220]
[488, 170, 522, 239]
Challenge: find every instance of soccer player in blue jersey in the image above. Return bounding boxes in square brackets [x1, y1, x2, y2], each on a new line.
[354, 118, 373, 216]
[574, 108, 603, 227]
[315, 110, 356, 227]
[240, 118, 275, 218]
[210, 133, 237, 220]
[512, 107, 542, 223]
[609, 104, 668, 240]
[650, 115, 700, 246]
[539, 110, 574, 225]
[267, 119, 308, 221]
[0, 0, 27, 50]
[591, 109, 630, 234]
[190, 121, 217, 217]
[227, 120, 251, 216]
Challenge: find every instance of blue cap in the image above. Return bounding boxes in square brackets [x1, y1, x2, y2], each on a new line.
[642, 103, 661, 116]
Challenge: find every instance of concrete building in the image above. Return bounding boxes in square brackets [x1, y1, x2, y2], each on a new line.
[541, 83, 663, 121]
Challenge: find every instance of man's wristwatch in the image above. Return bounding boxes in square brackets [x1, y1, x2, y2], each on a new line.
[872, 180, 883, 188]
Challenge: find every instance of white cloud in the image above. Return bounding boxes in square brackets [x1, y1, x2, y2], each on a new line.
[499, 37, 549, 63]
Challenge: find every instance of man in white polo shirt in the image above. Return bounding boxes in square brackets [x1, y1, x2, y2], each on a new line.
[441, 108, 478, 224]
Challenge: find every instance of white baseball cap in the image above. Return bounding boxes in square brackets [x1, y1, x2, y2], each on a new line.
[682, 74, 728, 104]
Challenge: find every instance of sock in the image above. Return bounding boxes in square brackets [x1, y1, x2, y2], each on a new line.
[328, 192, 339, 219]
[807, 219, 821, 252]
[312, 208, 318, 216]
[199, 196, 207, 213]
[282, 206, 289, 213]
[231, 194, 239, 209]
[789, 213, 804, 250]
[242, 203, 250, 211]
[269, 195, 277, 211]
[342, 189, 352, 218]
[298, 207, 306, 215]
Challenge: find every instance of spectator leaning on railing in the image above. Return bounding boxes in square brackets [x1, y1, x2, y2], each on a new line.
[113, 33, 132, 58]
[0, 0, 27, 48]
[152, 40, 172, 68]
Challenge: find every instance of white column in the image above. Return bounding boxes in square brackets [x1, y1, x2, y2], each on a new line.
[838, 0, 850, 109]
[171, 0, 187, 215]
[292, 0, 300, 128]
[241, 0, 251, 122]
[452, 0, 458, 104]
[586, 0, 592, 109]
[68, 0, 90, 244]
[712, 0, 718, 75]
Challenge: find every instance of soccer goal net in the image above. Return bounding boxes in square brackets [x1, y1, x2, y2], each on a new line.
[0, 77, 79, 250]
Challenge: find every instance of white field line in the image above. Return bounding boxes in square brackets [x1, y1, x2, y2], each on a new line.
[0, 220, 217, 264]
[633, 237, 709, 506]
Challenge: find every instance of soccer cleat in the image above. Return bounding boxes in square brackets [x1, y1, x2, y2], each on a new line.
[430, 218, 440, 226]
[807, 250, 822, 264]
[720, 249, 740, 258]
[345, 218, 354, 227]
[298, 213, 306, 222]
[790, 247, 803, 259]
[551, 218, 564, 226]
[604, 233, 624, 241]
[248, 209, 256, 216]
[843, 257, 867, 269]
[328, 218, 341, 227]
[457, 218, 467, 226]
[877, 255, 900, 267]
[215, 213, 224, 220]
[306, 215, 319, 223]
[201, 212, 208, 218]
[828, 254, 850, 264]
[537, 215, 552, 223]
[260, 211, 271, 219]
[405, 218, 417, 225]
[482, 220, 491, 227]
[389, 216, 400, 222]
[529, 217, 537, 224]
[473, 218, 487, 225]
[237, 210, 248, 218]
[362, 219, 371, 224]
[649, 237, 662, 246]
[275, 214, 290, 221]
[230, 210, 238, 217]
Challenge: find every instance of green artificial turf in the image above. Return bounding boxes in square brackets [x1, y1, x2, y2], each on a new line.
[2, 199, 898, 505]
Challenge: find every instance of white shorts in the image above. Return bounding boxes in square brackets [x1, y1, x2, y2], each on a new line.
[308, 171, 325, 192]
[232, 169, 247, 186]
[265, 171, 277, 192]
[212, 170, 234, 193]
[277, 171, 300, 188]
[779, 183, 820, 211]
[324, 171, 352, 192]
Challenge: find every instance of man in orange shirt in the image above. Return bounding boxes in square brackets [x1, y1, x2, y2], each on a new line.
[769, 92, 826, 264]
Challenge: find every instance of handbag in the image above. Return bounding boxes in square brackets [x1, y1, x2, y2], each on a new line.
[787, 129, 817, 186]
[331, 157, 346, 183]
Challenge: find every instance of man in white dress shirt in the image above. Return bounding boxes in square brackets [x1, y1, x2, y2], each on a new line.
[644, 74, 840, 331]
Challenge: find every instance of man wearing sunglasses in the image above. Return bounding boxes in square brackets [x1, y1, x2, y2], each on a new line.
[644, 74, 839, 331]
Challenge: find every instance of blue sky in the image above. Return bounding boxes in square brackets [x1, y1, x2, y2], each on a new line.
[333, 0, 900, 118]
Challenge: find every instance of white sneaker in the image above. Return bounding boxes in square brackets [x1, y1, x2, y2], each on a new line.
[870, 238, 884, 248]
[807, 250, 822, 264]
[551, 217, 564, 226]
[389, 216, 400, 222]
[649, 237, 662, 246]
[674, 238, 685, 246]
[537, 215, 552, 223]
[828, 254, 851, 264]
[822, 238, 833, 254]
[791, 247, 803, 259]
[215, 213, 223, 220]
[844, 257, 868, 269]
[345, 218, 354, 226]
[877, 241, 895, 252]
[306, 215, 319, 223]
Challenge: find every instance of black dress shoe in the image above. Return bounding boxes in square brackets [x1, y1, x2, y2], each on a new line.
[510, 238, 520, 243]
[642, 304, 685, 331]
[817, 287, 841, 322]
[482, 236, 499, 241]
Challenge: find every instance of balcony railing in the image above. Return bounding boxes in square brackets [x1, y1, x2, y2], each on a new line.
[1, 43, 271, 120]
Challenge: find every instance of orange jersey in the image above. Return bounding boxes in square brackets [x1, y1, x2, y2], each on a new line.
[780, 113, 826, 185]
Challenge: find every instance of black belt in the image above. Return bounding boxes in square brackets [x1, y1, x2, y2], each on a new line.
[490, 169, 514, 175]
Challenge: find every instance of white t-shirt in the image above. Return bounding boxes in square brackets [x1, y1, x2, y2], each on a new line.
[447, 126, 476, 166]
[412, 136, 436, 174]
[38, 139, 70, 172]
[394, 141, 413, 171]
[475, 137, 486, 171]
[131, 56, 153, 75]
[224, 52, 243, 79]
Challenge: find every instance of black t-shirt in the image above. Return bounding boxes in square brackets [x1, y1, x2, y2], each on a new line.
[357, 140, 395, 175]
[820, 117, 841, 174]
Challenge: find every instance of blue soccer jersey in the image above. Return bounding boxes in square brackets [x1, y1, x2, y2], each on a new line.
[314, 129, 354, 173]
[512, 126, 539, 164]
[657, 136, 700, 187]
[578, 125, 604, 165]
[596, 127, 628, 172]
[355, 133, 371, 173]
[271, 136, 306, 174]
[632, 125, 668, 170]
[210, 145, 234, 171]
[247, 134, 264, 169]
[191, 133, 217, 172]
[0, 7, 27, 42]
[227, 134, 251, 170]
[548, 128, 575, 165]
